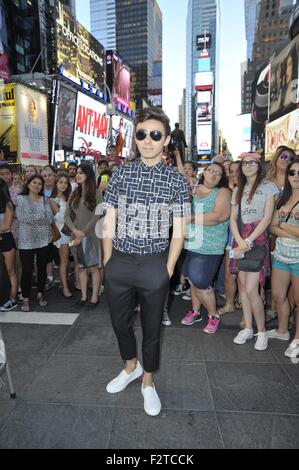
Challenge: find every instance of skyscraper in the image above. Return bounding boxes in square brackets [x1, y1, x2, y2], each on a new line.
[90, 0, 163, 108]
[185, 0, 220, 157]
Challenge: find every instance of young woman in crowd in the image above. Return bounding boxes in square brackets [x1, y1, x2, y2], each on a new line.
[269, 158, 299, 358]
[64, 163, 102, 308]
[49, 174, 73, 298]
[0, 179, 17, 311]
[266, 145, 297, 322]
[219, 161, 241, 314]
[16, 175, 53, 311]
[230, 153, 278, 350]
[24, 165, 38, 183]
[181, 162, 231, 333]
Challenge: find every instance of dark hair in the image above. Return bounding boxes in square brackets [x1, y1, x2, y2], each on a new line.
[198, 162, 228, 189]
[0, 163, 12, 174]
[69, 163, 97, 211]
[135, 107, 171, 136]
[67, 162, 77, 169]
[236, 158, 264, 205]
[184, 161, 196, 171]
[276, 158, 299, 210]
[97, 159, 109, 167]
[51, 173, 72, 201]
[0, 179, 13, 214]
[41, 165, 56, 175]
[19, 174, 45, 196]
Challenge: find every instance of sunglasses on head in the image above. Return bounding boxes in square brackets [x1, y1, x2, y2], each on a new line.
[288, 169, 299, 177]
[279, 153, 295, 161]
[135, 130, 165, 142]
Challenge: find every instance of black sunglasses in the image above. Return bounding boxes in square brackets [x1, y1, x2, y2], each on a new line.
[288, 169, 299, 177]
[135, 130, 165, 142]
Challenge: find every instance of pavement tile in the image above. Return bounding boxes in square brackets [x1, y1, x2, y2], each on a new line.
[73, 306, 112, 327]
[0, 324, 70, 356]
[206, 362, 299, 414]
[56, 325, 120, 356]
[217, 411, 299, 449]
[0, 403, 115, 449]
[160, 327, 203, 364]
[22, 355, 119, 406]
[0, 403, 16, 430]
[116, 362, 214, 412]
[199, 329, 278, 363]
[109, 409, 223, 449]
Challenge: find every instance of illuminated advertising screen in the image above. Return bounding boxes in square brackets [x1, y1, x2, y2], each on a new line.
[56, 0, 105, 90]
[0, 0, 9, 81]
[106, 51, 131, 108]
[56, 85, 77, 149]
[111, 115, 134, 159]
[16, 85, 48, 166]
[73, 92, 110, 158]
[195, 72, 214, 91]
[196, 33, 212, 51]
[0, 84, 17, 163]
[196, 91, 212, 122]
[269, 35, 299, 122]
[197, 123, 212, 155]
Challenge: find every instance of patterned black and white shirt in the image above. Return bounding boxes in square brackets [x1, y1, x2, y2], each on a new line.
[104, 159, 191, 255]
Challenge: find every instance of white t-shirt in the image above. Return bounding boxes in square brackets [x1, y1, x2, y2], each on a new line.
[232, 180, 278, 224]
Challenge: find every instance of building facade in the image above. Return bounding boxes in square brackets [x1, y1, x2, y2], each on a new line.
[185, 0, 220, 158]
[242, 0, 294, 114]
[90, 0, 163, 109]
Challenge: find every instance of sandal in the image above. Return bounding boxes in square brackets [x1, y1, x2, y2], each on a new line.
[21, 299, 30, 312]
[235, 300, 242, 310]
[37, 294, 47, 307]
[219, 303, 235, 315]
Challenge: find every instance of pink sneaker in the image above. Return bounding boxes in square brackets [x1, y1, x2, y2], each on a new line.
[203, 316, 221, 334]
[181, 310, 202, 326]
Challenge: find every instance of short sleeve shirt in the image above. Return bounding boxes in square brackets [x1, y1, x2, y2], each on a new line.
[104, 159, 191, 255]
[232, 180, 279, 224]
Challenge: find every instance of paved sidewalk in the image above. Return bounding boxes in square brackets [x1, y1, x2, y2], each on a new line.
[0, 286, 299, 449]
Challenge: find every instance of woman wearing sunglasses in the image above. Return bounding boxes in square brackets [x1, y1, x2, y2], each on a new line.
[265, 146, 296, 322]
[269, 158, 299, 358]
[230, 153, 278, 350]
[181, 162, 231, 333]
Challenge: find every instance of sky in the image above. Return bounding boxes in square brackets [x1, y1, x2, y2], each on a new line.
[76, 0, 247, 157]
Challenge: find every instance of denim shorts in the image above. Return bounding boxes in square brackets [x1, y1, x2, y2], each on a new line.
[182, 250, 223, 289]
[272, 257, 299, 277]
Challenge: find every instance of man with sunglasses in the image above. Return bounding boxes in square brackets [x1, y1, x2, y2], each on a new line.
[103, 107, 190, 416]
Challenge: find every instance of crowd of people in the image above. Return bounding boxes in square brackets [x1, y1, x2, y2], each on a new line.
[0, 107, 299, 417]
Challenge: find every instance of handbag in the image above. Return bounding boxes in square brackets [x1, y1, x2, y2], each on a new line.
[76, 235, 99, 268]
[270, 200, 299, 252]
[51, 222, 61, 242]
[61, 205, 76, 236]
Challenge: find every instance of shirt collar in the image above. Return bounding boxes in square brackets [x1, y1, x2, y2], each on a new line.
[138, 159, 164, 173]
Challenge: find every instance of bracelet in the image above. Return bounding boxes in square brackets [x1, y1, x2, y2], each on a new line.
[245, 238, 254, 248]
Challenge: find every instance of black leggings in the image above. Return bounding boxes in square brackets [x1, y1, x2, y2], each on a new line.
[19, 246, 49, 298]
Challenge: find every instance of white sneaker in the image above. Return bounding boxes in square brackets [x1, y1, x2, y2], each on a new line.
[182, 289, 191, 301]
[171, 284, 188, 296]
[106, 362, 143, 393]
[162, 309, 171, 326]
[233, 328, 254, 345]
[284, 341, 299, 358]
[267, 329, 290, 341]
[254, 332, 268, 351]
[141, 384, 161, 416]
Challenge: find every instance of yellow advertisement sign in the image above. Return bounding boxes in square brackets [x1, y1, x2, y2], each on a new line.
[265, 108, 299, 160]
[0, 83, 18, 163]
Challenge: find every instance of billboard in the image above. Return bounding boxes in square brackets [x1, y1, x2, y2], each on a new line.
[196, 33, 212, 51]
[0, 0, 9, 81]
[197, 123, 212, 155]
[234, 113, 252, 154]
[73, 92, 110, 158]
[269, 35, 299, 122]
[265, 108, 299, 160]
[16, 85, 49, 165]
[196, 91, 212, 122]
[56, 0, 105, 90]
[111, 115, 134, 159]
[106, 51, 131, 108]
[195, 72, 214, 91]
[55, 85, 77, 149]
[0, 84, 17, 163]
